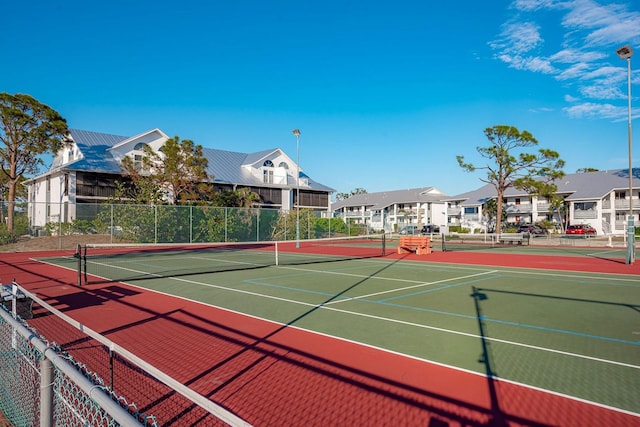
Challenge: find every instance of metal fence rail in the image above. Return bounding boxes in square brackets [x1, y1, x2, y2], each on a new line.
[1, 282, 252, 427]
[0, 283, 150, 426]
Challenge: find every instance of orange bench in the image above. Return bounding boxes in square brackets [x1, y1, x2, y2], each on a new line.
[397, 236, 431, 255]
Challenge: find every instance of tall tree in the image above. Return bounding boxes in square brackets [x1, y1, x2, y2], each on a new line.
[335, 187, 368, 201]
[0, 93, 69, 231]
[120, 136, 214, 204]
[457, 125, 565, 234]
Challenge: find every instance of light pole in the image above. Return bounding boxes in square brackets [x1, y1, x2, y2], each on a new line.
[616, 45, 634, 264]
[292, 129, 301, 248]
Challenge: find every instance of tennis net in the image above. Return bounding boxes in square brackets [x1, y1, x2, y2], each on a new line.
[441, 233, 530, 252]
[79, 235, 388, 285]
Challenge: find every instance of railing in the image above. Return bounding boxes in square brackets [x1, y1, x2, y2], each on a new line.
[536, 202, 550, 212]
[0, 283, 153, 427]
[574, 210, 598, 219]
[504, 204, 532, 213]
[614, 199, 640, 209]
[615, 219, 638, 230]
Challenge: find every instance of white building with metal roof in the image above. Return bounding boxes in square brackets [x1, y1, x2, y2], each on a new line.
[331, 187, 448, 233]
[443, 169, 640, 236]
[24, 128, 334, 229]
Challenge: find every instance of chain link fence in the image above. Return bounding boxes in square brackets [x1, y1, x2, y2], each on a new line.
[0, 202, 365, 247]
[0, 283, 154, 426]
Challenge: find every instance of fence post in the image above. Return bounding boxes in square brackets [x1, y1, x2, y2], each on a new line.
[110, 204, 114, 244]
[40, 358, 54, 427]
[76, 244, 81, 286]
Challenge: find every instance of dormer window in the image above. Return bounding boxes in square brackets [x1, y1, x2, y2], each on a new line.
[262, 160, 275, 183]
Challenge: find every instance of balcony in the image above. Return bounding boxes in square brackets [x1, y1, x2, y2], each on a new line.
[574, 210, 597, 219]
[447, 208, 461, 216]
[536, 202, 550, 212]
[614, 199, 640, 210]
[504, 204, 532, 214]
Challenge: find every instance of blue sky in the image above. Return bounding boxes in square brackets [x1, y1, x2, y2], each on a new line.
[3, 0, 640, 197]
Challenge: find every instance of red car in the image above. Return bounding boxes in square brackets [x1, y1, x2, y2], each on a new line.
[566, 224, 597, 235]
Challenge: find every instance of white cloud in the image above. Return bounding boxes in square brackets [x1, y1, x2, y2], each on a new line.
[579, 84, 623, 99]
[555, 62, 591, 80]
[563, 102, 622, 118]
[490, 21, 543, 55]
[529, 106, 555, 112]
[550, 48, 605, 63]
[491, 0, 640, 121]
[512, 0, 564, 12]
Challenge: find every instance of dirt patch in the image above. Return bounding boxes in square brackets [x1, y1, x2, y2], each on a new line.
[0, 234, 120, 253]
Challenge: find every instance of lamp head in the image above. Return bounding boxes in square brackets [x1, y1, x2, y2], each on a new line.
[616, 45, 633, 60]
[292, 129, 301, 137]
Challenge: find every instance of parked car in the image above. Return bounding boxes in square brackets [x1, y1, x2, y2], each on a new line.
[420, 224, 440, 234]
[398, 225, 418, 235]
[517, 224, 547, 235]
[566, 224, 597, 235]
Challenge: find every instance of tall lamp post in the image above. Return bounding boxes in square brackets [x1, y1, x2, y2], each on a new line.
[616, 45, 634, 264]
[292, 129, 301, 248]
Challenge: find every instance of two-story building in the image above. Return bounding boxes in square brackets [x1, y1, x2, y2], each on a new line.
[331, 187, 448, 233]
[24, 128, 334, 230]
[443, 169, 640, 235]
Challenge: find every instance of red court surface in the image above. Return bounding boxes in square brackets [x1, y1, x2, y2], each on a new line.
[1, 249, 639, 426]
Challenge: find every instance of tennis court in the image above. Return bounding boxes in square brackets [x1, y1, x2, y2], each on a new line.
[5, 236, 640, 426]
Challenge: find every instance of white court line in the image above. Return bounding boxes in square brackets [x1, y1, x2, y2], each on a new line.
[351, 257, 640, 284]
[78, 256, 640, 359]
[125, 270, 640, 371]
[324, 270, 499, 304]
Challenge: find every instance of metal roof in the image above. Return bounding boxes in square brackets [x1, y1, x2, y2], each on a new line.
[331, 187, 447, 210]
[443, 169, 640, 206]
[48, 129, 334, 192]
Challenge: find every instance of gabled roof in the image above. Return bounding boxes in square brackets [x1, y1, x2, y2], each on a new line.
[444, 169, 640, 206]
[45, 129, 334, 192]
[242, 149, 281, 166]
[107, 128, 169, 151]
[50, 129, 128, 173]
[332, 187, 447, 211]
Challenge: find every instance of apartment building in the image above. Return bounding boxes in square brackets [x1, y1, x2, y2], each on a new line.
[331, 187, 448, 233]
[443, 169, 640, 235]
[24, 128, 334, 229]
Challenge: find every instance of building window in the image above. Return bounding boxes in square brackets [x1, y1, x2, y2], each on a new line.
[279, 162, 288, 169]
[575, 202, 596, 211]
[263, 160, 274, 167]
[134, 142, 147, 151]
[615, 191, 626, 199]
[515, 198, 521, 205]
[263, 169, 274, 184]
[134, 154, 144, 171]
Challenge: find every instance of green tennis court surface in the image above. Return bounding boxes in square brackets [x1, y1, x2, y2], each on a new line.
[40, 242, 640, 416]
